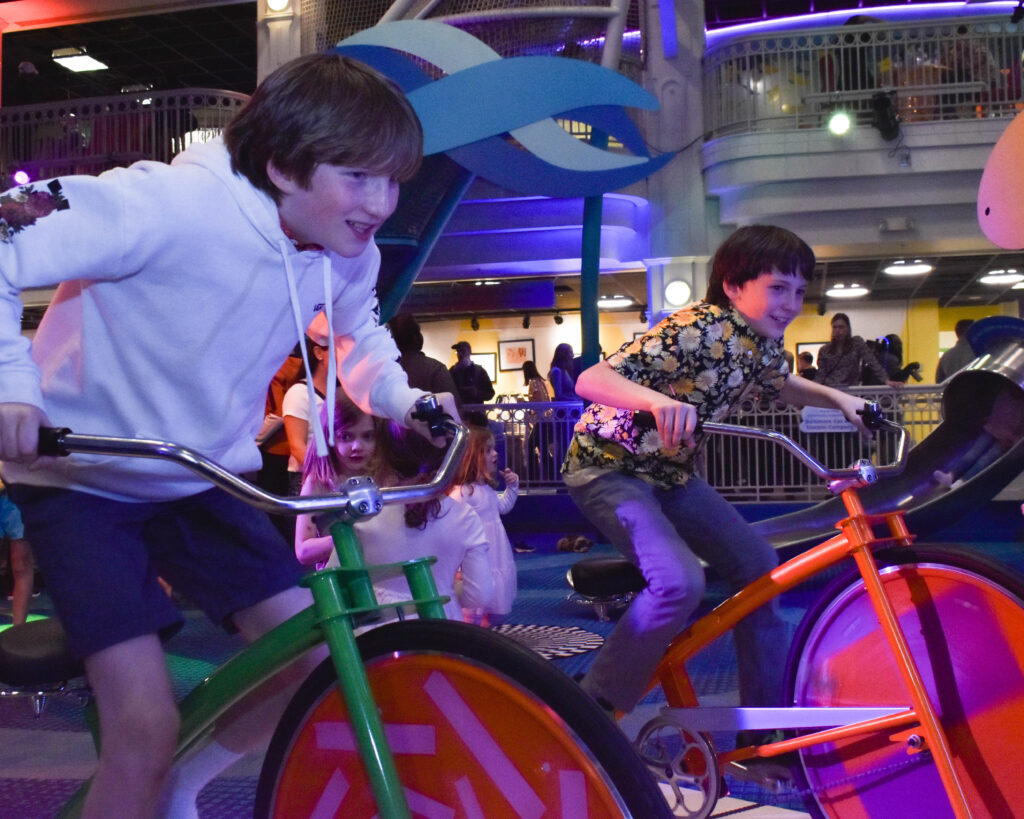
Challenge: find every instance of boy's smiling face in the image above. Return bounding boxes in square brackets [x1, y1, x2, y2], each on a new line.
[723, 268, 807, 339]
[269, 162, 399, 257]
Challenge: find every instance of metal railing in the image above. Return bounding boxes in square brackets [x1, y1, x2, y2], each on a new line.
[473, 385, 945, 501]
[0, 89, 249, 182]
[704, 15, 1024, 139]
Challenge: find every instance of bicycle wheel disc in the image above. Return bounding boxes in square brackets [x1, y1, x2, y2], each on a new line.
[255, 619, 669, 818]
[786, 545, 1024, 819]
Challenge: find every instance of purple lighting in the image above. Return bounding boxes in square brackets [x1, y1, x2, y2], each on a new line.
[12, 170, 30, 185]
[705, 2, 1017, 46]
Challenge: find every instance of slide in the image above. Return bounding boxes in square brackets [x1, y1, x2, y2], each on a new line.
[754, 317, 1024, 552]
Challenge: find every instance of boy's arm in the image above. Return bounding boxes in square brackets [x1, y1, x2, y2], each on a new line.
[576, 360, 699, 450]
[778, 373, 871, 435]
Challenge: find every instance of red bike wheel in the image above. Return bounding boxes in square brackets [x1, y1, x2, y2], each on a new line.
[787, 545, 1024, 819]
[256, 619, 670, 818]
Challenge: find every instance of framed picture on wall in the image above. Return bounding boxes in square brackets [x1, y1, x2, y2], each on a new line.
[471, 352, 498, 383]
[796, 341, 826, 364]
[498, 339, 535, 372]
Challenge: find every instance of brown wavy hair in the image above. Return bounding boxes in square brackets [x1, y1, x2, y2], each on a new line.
[225, 53, 423, 202]
[705, 225, 816, 308]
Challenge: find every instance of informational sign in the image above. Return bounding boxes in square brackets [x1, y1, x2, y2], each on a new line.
[799, 406, 857, 433]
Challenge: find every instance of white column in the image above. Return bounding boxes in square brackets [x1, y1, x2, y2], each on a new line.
[641, 0, 723, 268]
[257, 0, 302, 83]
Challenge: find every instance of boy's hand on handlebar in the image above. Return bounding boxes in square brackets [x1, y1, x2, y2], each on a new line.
[649, 396, 698, 451]
[838, 395, 873, 438]
[0, 403, 54, 466]
[406, 392, 461, 446]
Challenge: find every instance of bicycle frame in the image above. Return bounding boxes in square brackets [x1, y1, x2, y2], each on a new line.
[48, 404, 467, 819]
[647, 415, 974, 818]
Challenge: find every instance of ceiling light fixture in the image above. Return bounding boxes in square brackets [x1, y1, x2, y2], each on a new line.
[980, 269, 1024, 285]
[597, 295, 634, 309]
[553, 312, 564, 325]
[470, 316, 480, 331]
[825, 283, 869, 298]
[884, 259, 933, 276]
[522, 314, 531, 329]
[267, 0, 291, 10]
[52, 47, 108, 72]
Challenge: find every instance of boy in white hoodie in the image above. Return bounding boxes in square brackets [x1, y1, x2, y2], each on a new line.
[0, 54, 454, 817]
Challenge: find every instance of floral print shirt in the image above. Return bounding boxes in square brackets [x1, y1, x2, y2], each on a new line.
[563, 302, 788, 490]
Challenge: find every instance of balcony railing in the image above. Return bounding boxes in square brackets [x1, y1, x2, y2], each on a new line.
[1, 89, 249, 182]
[703, 15, 1024, 139]
[474, 385, 944, 502]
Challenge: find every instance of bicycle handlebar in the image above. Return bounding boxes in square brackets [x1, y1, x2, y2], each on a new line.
[36, 395, 468, 519]
[638, 401, 908, 486]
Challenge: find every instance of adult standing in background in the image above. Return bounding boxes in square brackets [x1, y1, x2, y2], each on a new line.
[282, 330, 330, 495]
[387, 313, 458, 395]
[936, 319, 977, 382]
[815, 313, 899, 388]
[796, 351, 818, 380]
[548, 343, 579, 401]
[449, 340, 495, 405]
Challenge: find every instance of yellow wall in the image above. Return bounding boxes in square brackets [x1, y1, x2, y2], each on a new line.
[786, 299, 1019, 383]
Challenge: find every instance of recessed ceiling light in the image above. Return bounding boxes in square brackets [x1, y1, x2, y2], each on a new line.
[825, 283, 869, 298]
[884, 260, 933, 276]
[1013, 282, 1024, 290]
[597, 295, 634, 309]
[52, 47, 107, 72]
[980, 269, 1024, 285]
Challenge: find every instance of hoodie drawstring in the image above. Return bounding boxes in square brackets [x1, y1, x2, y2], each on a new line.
[280, 240, 334, 459]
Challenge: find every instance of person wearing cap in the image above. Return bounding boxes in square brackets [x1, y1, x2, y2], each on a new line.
[449, 340, 495, 405]
[387, 312, 458, 396]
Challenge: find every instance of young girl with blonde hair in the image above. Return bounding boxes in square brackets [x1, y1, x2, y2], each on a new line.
[450, 425, 520, 626]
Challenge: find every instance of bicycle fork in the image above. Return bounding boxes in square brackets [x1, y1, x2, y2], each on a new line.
[304, 520, 449, 819]
[838, 488, 973, 819]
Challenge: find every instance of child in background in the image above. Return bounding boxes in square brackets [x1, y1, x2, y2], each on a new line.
[296, 401, 493, 622]
[450, 425, 519, 626]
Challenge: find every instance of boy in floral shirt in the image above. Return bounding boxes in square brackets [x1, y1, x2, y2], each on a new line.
[565, 225, 869, 721]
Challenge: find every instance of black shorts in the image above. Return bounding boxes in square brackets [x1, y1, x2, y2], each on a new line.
[8, 484, 304, 658]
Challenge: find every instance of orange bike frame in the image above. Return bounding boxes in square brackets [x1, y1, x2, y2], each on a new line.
[651, 486, 972, 819]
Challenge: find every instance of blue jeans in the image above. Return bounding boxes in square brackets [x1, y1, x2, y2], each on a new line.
[568, 472, 787, 711]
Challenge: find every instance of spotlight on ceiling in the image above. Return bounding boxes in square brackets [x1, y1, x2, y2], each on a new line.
[553, 312, 564, 325]
[870, 91, 900, 141]
[825, 283, 869, 298]
[52, 47, 108, 72]
[884, 259, 933, 276]
[470, 316, 480, 331]
[12, 170, 30, 185]
[522, 314, 531, 329]
[827, 109, 852, 136]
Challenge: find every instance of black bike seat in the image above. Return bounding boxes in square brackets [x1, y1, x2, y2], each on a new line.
[568, 557, 647, 598]
[0, 618, 84, 688]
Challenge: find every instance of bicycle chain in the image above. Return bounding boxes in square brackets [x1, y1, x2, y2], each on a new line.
[764, 750, 930, 800]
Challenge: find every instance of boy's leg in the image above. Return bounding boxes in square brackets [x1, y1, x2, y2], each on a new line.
[660, 477, 787, 708]
[83, 634, 180, 819]
[8, 538, 33, 626]
[568, 472, 705, 712]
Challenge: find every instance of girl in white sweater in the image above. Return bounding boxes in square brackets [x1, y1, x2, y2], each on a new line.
[450, 426, 520, 626]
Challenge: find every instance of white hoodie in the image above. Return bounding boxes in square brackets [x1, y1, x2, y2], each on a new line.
[0, 138, 422, 500]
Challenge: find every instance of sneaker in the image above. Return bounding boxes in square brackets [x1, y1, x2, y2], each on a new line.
[556, 537, 574, 552]
[513, 542, 536, 554]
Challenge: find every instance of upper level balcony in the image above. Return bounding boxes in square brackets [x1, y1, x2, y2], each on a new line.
[0, 89, 249, 184]
[699, 13, 1024, 257]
